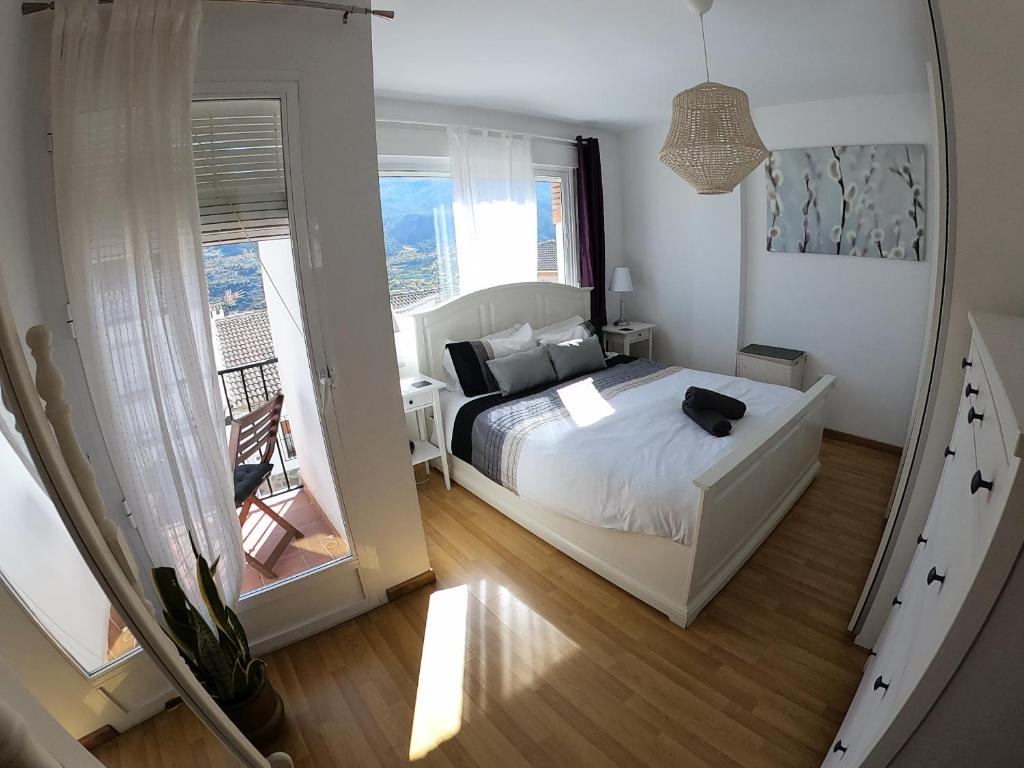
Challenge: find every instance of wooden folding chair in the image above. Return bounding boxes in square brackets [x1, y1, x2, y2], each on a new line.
[228, 393, 303, 579]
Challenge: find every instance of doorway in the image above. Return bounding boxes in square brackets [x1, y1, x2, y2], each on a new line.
[191, 95, 356, 597]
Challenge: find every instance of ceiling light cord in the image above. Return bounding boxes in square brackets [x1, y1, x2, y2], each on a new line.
[700, 14, 710, 82]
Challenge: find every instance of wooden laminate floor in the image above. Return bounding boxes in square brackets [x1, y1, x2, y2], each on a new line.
[93, 437, 896, 768]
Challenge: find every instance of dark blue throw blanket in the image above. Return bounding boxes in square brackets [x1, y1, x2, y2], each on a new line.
[451, 356, 678, 493]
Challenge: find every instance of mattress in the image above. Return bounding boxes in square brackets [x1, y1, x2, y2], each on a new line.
[440, 359, 801, 544]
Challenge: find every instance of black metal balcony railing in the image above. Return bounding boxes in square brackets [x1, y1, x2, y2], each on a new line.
[217, 357, 301, 499]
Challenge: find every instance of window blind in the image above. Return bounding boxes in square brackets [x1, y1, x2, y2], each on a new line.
[191, 99, 291, 245]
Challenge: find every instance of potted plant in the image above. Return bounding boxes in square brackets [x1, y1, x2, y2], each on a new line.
[152, 536, 285, 744]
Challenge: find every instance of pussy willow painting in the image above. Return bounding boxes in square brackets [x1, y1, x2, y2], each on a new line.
[766, 144, 926, 260]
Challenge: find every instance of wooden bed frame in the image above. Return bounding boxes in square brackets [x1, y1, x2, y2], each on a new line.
[413, 282, 834, 626]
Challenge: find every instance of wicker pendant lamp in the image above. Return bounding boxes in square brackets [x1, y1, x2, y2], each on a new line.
[659, 0, 768, 195]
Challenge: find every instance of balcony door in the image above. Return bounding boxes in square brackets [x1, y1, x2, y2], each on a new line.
[191, 88, 369, 643]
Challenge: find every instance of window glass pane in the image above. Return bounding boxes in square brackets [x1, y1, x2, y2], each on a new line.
[0, 384, 138, 674]
[379, 176, 458, 314]
[378, 173, 572, 317]
[535, 179, 561, 282]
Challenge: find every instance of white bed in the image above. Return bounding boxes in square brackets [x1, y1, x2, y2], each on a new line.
[414, 282, 834, 627]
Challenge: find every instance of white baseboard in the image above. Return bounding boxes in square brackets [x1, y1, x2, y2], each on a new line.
[249, 594, 382, 657]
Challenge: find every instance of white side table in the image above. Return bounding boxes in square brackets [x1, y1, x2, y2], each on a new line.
[400, 373, 450, 490]
[602, 322, 656, 360]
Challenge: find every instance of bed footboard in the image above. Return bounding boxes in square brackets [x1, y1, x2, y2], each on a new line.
[681, 375, 835, 625]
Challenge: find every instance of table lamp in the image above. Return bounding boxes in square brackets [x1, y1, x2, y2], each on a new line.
[609, 266, 634, 326]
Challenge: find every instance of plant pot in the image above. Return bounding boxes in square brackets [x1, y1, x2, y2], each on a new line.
[221, 665, 285, 745]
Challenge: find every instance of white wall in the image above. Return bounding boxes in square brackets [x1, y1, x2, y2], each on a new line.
[740, 94, 936, 446]
[619, 93, 934, 446]
[619, 122, 742, 374]
[375, 97, 627, 323]
[259, 239, 347, 536]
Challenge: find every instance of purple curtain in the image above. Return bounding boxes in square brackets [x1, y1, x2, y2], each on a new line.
[576, 136, 607, 327]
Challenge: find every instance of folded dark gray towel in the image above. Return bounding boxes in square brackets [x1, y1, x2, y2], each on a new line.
[682, 403, 732, 437]
[684, 386, 747, 420]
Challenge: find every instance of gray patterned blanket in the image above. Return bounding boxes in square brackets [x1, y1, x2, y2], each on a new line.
[470, 359, 680, 493]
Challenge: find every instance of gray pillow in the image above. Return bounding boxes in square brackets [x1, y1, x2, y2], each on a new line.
[546, 335, 607, 381]
[485, 346, 557, 397]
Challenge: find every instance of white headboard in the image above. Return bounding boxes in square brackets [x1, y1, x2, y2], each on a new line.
[411, 282, 592, 380]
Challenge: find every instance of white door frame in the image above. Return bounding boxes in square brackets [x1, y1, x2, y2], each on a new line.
[192, 81, 377, 645]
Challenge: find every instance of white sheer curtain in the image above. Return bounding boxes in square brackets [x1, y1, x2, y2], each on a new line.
[448, 127, 538, 294]
[50, 0, 244, 606]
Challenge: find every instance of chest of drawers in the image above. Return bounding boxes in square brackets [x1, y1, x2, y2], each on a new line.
[823, 312, 1024, 767]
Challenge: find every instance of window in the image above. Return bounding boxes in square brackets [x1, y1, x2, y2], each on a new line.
[534, 169, 578, 285]
[379, 161, 578, 316]
[379, 172, 459, 315]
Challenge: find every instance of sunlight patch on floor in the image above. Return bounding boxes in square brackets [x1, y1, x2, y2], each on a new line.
[556, 377, 615, 427]
[480, 583, 580, 699]
[409, 585, 469, 761]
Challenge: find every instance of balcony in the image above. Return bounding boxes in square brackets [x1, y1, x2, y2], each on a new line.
[216, 355, 349, 591]
[217, 356, 302, 499]
[103, 351, 351, 661]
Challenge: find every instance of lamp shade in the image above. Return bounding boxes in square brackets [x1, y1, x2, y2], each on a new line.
[659, 81, 768, 195]
[609, 266, 634, 292]
[391, 309, 400, 333]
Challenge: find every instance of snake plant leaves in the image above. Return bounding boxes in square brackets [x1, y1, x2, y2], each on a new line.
[225, 607, 252, 665]
[192, 609, 237, 701]
[152, 536, 263, 705]
[190, 533, 242, 658]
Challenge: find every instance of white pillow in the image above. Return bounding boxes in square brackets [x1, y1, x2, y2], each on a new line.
[441, 323, 534, 391]
[534, 315, 589, 345]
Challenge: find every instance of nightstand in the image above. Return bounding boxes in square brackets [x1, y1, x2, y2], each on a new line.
[400, 373, 450, 490]
[602, 322, 656, 360]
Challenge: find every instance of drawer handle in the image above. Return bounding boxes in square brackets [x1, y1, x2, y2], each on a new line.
[965, 383, 979, 397]
[892, 595, 902, 607]
[962, 357, 972, 369]
[833, 741, 848, 755]
[927, 566, 946, 586]
[943, 446, 955, 458]
[967, 407, 984, 424]
[971, 470, 994, 495]
[917, 534, 928, 545]
[873, 676, 890, 693]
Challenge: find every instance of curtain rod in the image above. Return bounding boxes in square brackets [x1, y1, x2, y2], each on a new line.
[376, 118, 579, 148]
[22, 0, 395, 20]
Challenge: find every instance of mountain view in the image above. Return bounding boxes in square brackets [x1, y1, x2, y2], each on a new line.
[380, 177, 556, 299]
[201, 178, 557, 315]
[203, 244, 267, 314]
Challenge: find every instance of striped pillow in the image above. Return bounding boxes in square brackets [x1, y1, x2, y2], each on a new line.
[444, 340, 503, 396]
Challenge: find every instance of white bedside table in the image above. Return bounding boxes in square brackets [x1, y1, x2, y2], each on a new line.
[400, 372, 450, 490]
[602, 322, 656, 360]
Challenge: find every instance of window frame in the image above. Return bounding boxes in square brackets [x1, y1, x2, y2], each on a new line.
[533, 164, 580, 287]
[378, 155, 450, 178]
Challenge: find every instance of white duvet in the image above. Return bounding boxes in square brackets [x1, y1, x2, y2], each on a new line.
[442, 368, 801, 545]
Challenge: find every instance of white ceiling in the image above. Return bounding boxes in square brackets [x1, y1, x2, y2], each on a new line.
[371, 0, 931, 129]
